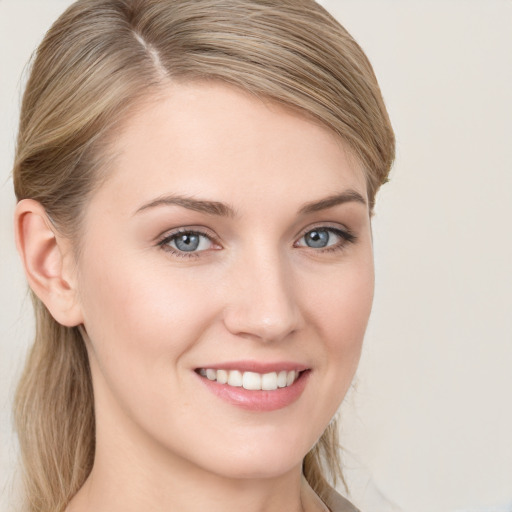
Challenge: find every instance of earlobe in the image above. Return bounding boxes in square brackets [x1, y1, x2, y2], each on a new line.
[14, 199, 84, 327]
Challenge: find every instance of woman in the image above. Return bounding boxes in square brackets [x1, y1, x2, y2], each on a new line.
[12, 1, 395, 511]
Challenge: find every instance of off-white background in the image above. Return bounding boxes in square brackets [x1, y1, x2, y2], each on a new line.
[1, 1, 511, 511]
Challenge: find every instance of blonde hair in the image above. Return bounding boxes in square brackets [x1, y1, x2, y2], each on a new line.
[13, 1, 395, 511]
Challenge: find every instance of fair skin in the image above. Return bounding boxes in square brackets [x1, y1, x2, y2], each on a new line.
[16, 82, 374, 512]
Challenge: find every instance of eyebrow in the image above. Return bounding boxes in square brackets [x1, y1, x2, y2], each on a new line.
[134, 195, 236, 217]
[298, 190, 367, 214]
[134, 189, 366, 217]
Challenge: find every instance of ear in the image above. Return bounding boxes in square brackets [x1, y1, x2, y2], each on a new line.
[14, 199, 84, 327]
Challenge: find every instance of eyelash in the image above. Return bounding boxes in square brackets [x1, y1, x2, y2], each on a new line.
[156, 226, 357, 259]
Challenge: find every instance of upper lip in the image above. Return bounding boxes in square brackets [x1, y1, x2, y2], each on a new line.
[195, 360, 309, 373]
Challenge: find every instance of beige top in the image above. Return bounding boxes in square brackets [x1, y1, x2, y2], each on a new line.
[323, 487, 360, 512]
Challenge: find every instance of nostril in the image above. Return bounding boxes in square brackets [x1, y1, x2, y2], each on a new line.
[220, 261, 303, 342]
[222, 301, 302, 343]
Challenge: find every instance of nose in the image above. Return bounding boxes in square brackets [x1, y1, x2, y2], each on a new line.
[222, 249, 303, 343]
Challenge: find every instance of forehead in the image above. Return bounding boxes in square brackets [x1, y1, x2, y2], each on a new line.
[91, 81, 367, 216]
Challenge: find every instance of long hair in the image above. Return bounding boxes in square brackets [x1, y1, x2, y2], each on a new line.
[12, 1, 395, 510]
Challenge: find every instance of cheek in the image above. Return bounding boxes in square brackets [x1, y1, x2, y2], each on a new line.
[302, 252, 374, 401]
[76, 249, 226, 448]
[306, 252, 374, 343]
[77, 247, 218, 385]
[335, 261, 373, 364]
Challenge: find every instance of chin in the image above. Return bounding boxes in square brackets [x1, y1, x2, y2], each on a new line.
[179, 428, 315, 481]
[203, 451, 304, 481]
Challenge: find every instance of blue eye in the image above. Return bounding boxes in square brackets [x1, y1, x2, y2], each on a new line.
[304, 229, 331, 248]
[296, 227, 355, 251]
[173, 233, 201, 252]
[159, 230, 214, 254]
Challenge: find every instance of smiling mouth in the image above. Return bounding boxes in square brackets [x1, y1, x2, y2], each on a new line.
[196, 368, 305, 391]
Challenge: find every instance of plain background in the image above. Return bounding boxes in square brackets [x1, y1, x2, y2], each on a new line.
[1, 1, 511, 511]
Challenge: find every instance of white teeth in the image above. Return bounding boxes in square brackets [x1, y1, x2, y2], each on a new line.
[216, 369, 228, 384]
[227, 370, 243, 387]
[261, 372, 278, 391]
[206, 369, 217, 381]
[242, 372, 261, 390]
[199, 368, 301, 390]
[277, 370, 288, 388]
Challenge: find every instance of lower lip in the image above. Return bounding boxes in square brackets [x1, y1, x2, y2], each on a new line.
[197, 371, 310, 412]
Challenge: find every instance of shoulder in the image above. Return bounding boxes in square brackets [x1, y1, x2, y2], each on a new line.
[322, 487, 360, 512]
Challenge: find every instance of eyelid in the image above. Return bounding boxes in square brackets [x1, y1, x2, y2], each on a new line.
[155, 224, 219, 242]
[295, 222, 355, 240]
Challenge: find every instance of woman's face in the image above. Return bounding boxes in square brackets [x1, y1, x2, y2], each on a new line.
[75, 82, 374, 480]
